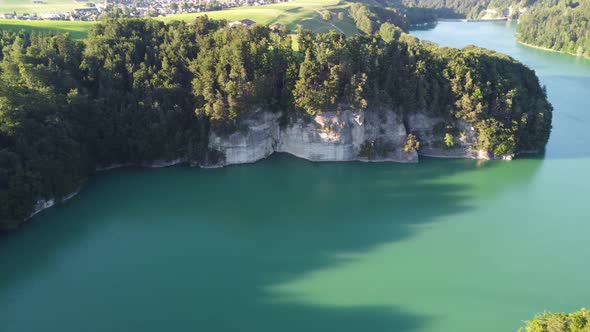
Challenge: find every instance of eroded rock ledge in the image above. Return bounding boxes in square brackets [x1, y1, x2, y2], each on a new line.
[203, 109, 512, 168]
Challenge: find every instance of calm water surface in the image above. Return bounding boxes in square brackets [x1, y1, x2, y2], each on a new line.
[1, 22, 589, 332]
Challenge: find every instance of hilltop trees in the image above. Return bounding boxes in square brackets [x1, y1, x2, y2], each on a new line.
[191, 24, 294, 128]
[349, 2, 426, 33]
[379, 22, 404, 42]
[81, 18, 202, 165]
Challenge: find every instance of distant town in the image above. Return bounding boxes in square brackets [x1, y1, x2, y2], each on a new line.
[0, 0, 291, 22]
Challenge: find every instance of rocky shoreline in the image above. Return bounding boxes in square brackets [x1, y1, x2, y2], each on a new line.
[30, 158, 191, 219]
[29, 109, 514, 219]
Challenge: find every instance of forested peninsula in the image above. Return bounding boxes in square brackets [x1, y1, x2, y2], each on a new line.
[517, 0, 590, 58]
[0, 17, 552, 229]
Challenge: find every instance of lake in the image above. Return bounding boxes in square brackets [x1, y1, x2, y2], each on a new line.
[1, 21, 589, 332]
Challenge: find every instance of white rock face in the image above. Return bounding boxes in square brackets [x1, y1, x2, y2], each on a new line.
[208, 111, 281, 166]
[276, 111, 364, 161]
[405, 112, 514, 160]
[206, 109, 418, 167]
[406, 112, 444, 147]
[142, 157, 188, 168]
[30, 189, 80, 219]
[96, 158, 187, 171]
[406, 112, 494, 159]
[206, 108, 516, 167]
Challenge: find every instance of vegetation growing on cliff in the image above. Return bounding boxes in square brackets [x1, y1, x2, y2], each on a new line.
[0, 17, 551, 229]
[293, 31, 551, 153]
[519, 308, 590, 331]
[517, 0, 590, 58]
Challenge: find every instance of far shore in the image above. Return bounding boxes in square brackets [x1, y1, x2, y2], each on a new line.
[438, 17, 509, 22]
[517, 39, 590, 59]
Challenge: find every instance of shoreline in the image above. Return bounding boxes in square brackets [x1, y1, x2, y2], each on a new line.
[410, 17, 510, 29]
[26, 158, 191, 224]
[412, 19, 589, 60]
[23, 149, 519, 224]
[438, 18, 509, 22]
[517, 40, 590, 59]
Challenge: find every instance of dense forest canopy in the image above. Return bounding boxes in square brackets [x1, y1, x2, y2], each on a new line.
[349, 1, 439, 33]
[0, 17, 551, 229]
[517, 0, 590, 57]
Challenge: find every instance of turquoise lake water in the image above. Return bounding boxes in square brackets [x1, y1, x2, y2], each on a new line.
[0, 21, 589, 332]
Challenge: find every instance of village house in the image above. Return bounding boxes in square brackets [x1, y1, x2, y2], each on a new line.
[229, 18, 256, 28]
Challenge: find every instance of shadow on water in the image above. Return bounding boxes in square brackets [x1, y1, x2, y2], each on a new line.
[0, 154, 544, 332]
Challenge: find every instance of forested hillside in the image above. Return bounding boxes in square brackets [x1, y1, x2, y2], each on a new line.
[349, 2, 438, 34]
[0, 17, 552, 229]
[367, 0, 536, 18]
[517, 0, 590, 58]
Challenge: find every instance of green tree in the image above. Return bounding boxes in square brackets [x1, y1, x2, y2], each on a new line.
[444, 133, 455, 147]
[379, 22, 402, 42]
[404, 134, 420, 153]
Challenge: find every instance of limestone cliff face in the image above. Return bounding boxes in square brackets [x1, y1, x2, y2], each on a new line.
[275, 111, 365, 162]
[276, 110, 416, 163]
[204, 108, 513, 168]
[406, 112, 512, 160]
[204, 109, 417, 168]
[30, 190, 80, 219]
[207, 111, 281, 166]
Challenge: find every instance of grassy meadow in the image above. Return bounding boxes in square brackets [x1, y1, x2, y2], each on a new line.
[0, 19, 93, 39]
[0, 0, 83, 14]
[0, 0, 359, 39]
[160, 0, 358, 35]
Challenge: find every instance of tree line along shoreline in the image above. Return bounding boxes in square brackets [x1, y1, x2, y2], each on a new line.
[0, 17, 552, 230]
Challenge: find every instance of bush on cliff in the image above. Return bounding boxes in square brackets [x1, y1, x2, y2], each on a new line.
[519, 308, 590, 332]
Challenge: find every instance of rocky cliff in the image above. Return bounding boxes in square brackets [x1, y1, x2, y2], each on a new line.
[203, 108, 510, 168]
[25, 109, 514, 222]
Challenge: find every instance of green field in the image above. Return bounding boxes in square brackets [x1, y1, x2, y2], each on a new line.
[0, 0, 360, 39]
[0, 0, 84, 14]
[0, 19, 92, 39]
[161, 0, 358, 35]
